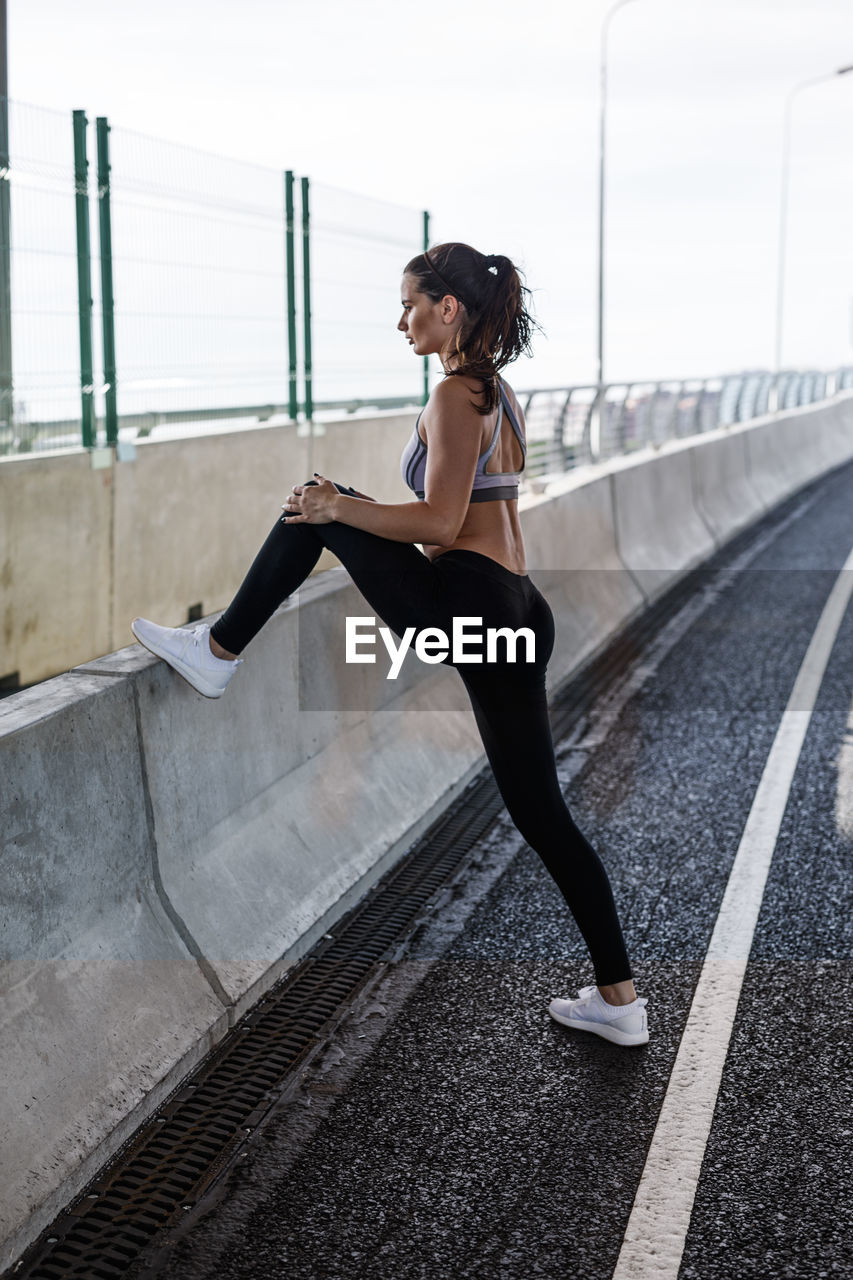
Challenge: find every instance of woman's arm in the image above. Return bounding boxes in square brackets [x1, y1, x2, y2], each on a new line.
[287, 379, 483, 544]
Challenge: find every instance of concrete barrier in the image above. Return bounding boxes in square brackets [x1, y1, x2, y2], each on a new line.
[3, 391, 853, 1267]
[0, 673, 228, 1265]
[522, 464, 645, 681]
[805, 392, 853, 475]
[609, 438, 717, 601]
[824, 392, 853, 468]
[742, 394, 853, 509]
[689, 427, 767, 544]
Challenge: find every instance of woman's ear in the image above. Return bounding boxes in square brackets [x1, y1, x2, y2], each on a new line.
[441, 294, 463, 325]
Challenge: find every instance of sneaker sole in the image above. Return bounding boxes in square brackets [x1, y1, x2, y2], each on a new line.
[548, 1003, 649, 1047]
[131, 620, 227, 699]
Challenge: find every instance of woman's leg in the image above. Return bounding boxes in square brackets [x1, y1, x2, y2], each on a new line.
[435, 559, 634, 986]
[461, 665, 633, 987]
[211, 481, 447, 656]
[435, 565, 633, 989]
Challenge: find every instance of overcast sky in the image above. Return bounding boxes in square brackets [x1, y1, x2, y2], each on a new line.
[9, 0, 853, 390]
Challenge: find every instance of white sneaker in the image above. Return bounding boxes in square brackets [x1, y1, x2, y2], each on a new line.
[131, 618, 242, 699]
[548, 985, 649, 1047]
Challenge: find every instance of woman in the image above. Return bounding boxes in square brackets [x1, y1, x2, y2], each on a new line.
[132, 242, 648, 1048]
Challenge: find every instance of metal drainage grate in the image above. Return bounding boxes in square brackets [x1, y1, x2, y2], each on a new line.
[7, 498, 796, 1280]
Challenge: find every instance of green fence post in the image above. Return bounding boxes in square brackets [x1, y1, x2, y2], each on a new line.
[72, 110, 95, 448]
[422, 209, 430, 406]
[0, 88, 12, 435]
[96, 116, 117, 446]
[284, 170, 298, 421]
[300, 175, 312, 422]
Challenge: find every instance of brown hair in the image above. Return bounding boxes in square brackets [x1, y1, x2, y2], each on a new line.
[403, 242, 539, 415]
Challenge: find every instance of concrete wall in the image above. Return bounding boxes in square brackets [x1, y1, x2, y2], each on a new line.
[0, 673, 229, 1265]
[0, 450, 114, 685]
[0, 412, 419, 687]
[2, 390, 852, 1267]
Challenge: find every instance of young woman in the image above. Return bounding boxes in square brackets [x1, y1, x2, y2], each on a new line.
[132, 242, 648, 1047]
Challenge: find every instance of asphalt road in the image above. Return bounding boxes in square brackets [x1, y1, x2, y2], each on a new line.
[148, 459, 853, 1280]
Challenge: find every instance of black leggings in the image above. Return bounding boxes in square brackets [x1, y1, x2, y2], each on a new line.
[211, 481, 632, 985]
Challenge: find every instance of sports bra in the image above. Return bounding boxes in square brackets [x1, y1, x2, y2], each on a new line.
[400, 380, 527, 503]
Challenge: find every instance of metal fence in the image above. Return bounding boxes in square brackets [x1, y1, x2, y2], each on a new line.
[1, 97, 851, 463]
[514, 368, 850, 481]
[0, 98, 428, 455]
[104, 123, 293, 440]
[518, 367, 853, 482]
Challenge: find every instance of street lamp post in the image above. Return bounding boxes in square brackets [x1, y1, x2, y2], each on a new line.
[771, 64, 853, 412]
[0, 0, 11, 434]
[592, 0, 640, 460]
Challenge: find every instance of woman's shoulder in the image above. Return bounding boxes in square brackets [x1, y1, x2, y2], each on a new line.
[429, 373, 482, 401]
[423, 376, 482, 424]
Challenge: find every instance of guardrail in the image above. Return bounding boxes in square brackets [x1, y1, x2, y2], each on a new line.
[4, 367, 851, 464]
[0, 395, 423, 454]
[518, 367, 853, 477]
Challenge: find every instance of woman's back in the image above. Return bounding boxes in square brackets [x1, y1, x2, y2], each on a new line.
[415, 375, 528, 575]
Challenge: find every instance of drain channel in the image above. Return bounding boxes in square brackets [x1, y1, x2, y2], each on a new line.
[8, 518, 773, 1280]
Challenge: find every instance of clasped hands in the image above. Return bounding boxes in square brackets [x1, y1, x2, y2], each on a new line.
[282, 473, 377, 523]
[281, 472, 339, 524]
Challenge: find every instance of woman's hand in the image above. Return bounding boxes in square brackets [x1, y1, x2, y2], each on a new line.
[281, 473, 339, 524]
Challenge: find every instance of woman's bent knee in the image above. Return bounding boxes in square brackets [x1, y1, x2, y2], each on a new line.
[304, 479, 354, 496]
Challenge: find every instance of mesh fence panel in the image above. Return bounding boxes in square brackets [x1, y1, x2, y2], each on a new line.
[1, 104, 428, 455]
[307, 181, 424, 412]
[104, 126, 289, 439]
[2, 98, 82, 454]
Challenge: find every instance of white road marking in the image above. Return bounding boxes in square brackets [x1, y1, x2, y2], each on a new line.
[612, 545, 853, 1280]
[834, 697, 853, 839]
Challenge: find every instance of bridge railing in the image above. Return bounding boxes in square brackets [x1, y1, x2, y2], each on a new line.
[517, 367, 853, 482]
[1, 99, 850, 463]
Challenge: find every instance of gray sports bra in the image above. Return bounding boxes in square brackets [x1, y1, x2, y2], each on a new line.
[400, 380, 527, 503]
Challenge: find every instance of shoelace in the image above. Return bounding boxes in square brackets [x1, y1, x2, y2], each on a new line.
[186, 624, 208, 659]
[184, 625, 242, 666]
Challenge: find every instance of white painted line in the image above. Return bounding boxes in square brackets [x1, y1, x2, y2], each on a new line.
[613, 547, 853, 1280]
[833, 696, 853, 839]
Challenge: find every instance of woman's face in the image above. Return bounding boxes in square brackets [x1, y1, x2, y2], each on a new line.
[397, 274, 463, 361]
